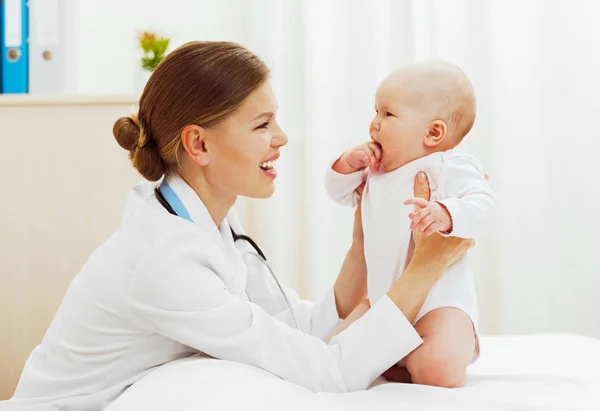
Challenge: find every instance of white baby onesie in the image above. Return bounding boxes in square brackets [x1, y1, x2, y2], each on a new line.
[325, 149, 497, 327]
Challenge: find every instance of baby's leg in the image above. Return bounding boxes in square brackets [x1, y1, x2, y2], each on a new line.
[404, 307, 476, 388]
[328, 299, 370, 341]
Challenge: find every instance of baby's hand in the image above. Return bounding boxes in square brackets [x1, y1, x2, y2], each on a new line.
[332, 142, 382, 174]
[403, 198, 452, 235]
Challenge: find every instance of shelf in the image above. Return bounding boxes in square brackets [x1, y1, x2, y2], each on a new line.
[0, 94, 139, 107]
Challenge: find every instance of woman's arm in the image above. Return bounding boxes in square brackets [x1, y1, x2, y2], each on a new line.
[334, 184, 368, 319]
[333, 237, 367, 320]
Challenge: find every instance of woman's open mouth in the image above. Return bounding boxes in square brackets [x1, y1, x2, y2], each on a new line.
[259, 159, 278, 178]
[259, 160, 276, 171]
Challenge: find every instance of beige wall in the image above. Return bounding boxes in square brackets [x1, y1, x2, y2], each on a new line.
[0, 96, 142, 399]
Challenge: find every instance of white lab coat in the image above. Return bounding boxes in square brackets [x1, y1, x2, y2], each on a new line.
[2, 174, 423, 411]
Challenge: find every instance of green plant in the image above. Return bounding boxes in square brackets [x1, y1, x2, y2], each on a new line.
[137, 31, 170, 72]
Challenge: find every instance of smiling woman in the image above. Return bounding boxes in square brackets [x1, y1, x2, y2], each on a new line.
[112, 41, 288, 216]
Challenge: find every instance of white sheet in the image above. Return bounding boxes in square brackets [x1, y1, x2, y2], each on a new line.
[106, 334, 600, 411]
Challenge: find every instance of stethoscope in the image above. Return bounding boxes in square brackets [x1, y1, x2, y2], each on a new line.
[154, 180, 301, 330]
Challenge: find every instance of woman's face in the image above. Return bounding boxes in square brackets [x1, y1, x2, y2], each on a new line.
[204, 81, 288, 199]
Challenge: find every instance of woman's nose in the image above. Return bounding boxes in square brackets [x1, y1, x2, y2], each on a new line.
[272, 124, 288, 147]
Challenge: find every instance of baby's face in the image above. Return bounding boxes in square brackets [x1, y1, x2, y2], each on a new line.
[369, 73, 433, 172]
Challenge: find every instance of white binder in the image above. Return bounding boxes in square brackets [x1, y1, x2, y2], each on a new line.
[28, 0, 66, 94]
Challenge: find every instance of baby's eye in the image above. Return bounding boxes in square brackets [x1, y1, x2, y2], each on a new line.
[386, 112, 394, 117]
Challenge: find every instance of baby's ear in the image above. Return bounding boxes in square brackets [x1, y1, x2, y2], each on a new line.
[423, 120, 447, 147]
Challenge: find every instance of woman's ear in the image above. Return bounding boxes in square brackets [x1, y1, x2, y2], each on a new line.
[181, 124, 210, 166]
[423, 120, 447, 148]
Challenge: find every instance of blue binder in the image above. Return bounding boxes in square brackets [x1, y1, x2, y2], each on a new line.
[1, 0, 28, 94]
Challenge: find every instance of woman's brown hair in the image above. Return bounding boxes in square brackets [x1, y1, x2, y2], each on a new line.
[113, 41, 270, 181]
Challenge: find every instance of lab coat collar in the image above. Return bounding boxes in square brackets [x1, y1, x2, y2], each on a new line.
[164, 173, 229, 252]
[163, 174, 249, 295]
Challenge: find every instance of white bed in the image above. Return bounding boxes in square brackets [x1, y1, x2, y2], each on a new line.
[107, 334, 600, 411]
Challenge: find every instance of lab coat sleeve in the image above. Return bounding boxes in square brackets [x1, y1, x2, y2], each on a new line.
[436, 152, 498, 239]
[127, 229, 423, 393]
[245, 256, 341, 340]
[324, 156, 368, 208]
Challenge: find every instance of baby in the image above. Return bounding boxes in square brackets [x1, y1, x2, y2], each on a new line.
[325, 61, 497, 388]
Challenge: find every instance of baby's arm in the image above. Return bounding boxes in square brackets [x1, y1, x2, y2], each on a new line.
[325, 142, 382, 207]
[405, 153, 497, 238]
[436, 153, 497, 238]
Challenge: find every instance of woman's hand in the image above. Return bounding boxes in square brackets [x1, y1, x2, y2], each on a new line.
[410, 172, 473, 269]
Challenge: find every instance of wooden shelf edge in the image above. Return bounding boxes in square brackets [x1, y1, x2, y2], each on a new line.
[0, 94, 140, 107]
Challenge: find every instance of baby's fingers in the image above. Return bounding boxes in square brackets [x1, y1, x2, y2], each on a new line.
[365, 149, 376, 167]
[409, 209, 431, 230]
[404, 197, 429, 212]
[368, 142, 383, 162]
[414, 213, 435, 233]
[418, 215, 438, 235]
[359, 150, 374, 167]
[347, 150, 371, 169]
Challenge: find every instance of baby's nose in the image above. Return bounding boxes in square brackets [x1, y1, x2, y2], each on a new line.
[371, 118, 380, 131]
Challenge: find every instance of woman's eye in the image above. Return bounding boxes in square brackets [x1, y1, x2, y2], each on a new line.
[257, 122, 269, 129]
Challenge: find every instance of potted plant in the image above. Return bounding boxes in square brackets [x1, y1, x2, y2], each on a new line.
[135, 30, 170, 92]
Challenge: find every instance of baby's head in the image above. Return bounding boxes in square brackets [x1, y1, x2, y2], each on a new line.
[369, 61, 476, 171]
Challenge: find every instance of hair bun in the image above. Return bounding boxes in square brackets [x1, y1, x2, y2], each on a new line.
[113, 115, 141, 152]
[113, 114, 165, 181]
[132, 142, 166, 181]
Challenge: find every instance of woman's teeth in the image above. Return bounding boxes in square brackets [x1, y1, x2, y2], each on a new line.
[260, 160, 276, 170]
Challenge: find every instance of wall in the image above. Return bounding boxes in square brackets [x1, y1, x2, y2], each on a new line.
[0, 96, 146, 398]
[63, 0, 247, 94]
